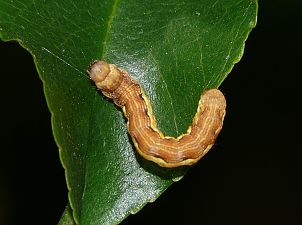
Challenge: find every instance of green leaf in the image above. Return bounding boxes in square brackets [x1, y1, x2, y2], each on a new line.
[0, 0, 257, 224]
[58, 205, 76, 225]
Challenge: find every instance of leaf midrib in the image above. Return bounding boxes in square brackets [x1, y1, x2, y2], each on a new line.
[77, 0, 121, 223]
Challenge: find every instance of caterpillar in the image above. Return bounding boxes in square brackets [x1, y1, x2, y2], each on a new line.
[88, 60, 226, 168]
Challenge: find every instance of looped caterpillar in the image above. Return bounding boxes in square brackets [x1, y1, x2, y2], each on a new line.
[88, 60, 226, 168]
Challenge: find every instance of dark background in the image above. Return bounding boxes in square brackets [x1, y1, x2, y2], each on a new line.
[1, 1, 301, 225]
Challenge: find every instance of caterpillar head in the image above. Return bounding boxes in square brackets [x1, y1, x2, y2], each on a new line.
[88, 60, 123, 96]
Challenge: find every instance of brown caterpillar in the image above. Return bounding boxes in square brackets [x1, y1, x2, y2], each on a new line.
[88, 60, 226, 168]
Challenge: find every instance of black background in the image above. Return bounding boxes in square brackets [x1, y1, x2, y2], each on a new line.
[1, 1, 301, 225]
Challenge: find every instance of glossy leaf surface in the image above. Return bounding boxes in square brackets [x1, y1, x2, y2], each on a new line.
[0, 0, 257, 224]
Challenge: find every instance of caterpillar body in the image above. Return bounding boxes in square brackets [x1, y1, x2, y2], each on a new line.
[88, 60, 226, 168]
